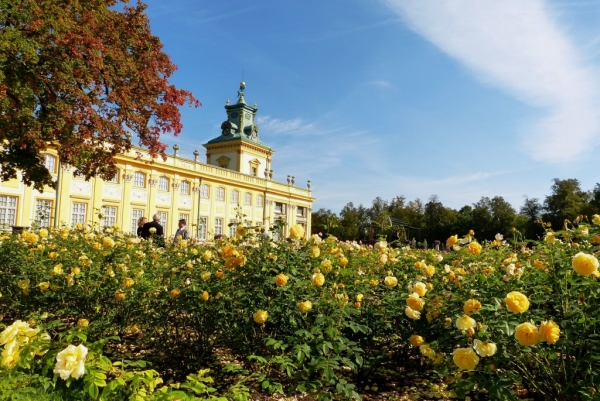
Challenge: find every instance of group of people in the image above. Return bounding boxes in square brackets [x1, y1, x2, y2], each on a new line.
[136, 214, 189, 247]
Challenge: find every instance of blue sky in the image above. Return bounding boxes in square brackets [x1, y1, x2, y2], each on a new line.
[142, 0, 600, 213]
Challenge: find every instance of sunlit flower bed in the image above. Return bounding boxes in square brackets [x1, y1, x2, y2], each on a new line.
[1, 219, 600, 400]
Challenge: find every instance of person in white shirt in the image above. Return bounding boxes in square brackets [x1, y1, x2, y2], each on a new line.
[174, 219, 189, 243]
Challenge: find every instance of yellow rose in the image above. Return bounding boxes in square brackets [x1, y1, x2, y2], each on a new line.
[115, 291, 126, 301]
[414, 261, 426, 270]
[320, 259, 333, 273]
[473, 339, 497, 357]
[253, 310, 268, 324]
[356, 294, 364, 302]
[275, 273, 288, 287]
[216, 271, 225, 279]
[298, 301, 313, 312]
[515, 322, 539, 346]
[545, 232, 556, 243]
[419, 344, 436, 359]
[311, 273, 325, 287]
[0, 320, 30, 346]
[455, 315, 476, 331]
[289, 224, 305, 239]
[406, 293, 425, 311]
[505, 291, 530, 313]
[122, 278, 135, 288]
[38, 281, 50, 292]
[201, 271, 211, 281]
[467, 242, 482, 255]
[378, 254, 388, 265]
[51, 264, 63, 276]
[54, 344, 88, 380]
[539, 320, 560, 345]
[1, 340, 20, 369]
[102, 237, 115, 249]
[572, 252, 599, 276]
[369, 279, 379, 287]
[452, 347, 479, 370]
[310, 246, 320, 258]
[593, 214, 600, 225]
[340, 257, 349, 267]
[39, 228, 49, 238]
[405, 306, 421, 320]
[409, 335, 425, 347]
[384, 276, 398, 288]
[236, 225, 247, 237]
[446, 235, 458, 248]
[424, 265, 436, 277]
[170, 289, 180, 299]
[374, 241, 387, 251]
[410, 282, 427, 297]
[463, 299, 482, 315]
[77, 319, 89, 327]
[201, 291, 209, 302]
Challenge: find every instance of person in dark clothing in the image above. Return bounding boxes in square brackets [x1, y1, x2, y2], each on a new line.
[141, 213, 165, 247]
[137, 216, 147, 237]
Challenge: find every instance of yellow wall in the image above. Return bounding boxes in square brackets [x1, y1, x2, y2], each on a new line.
[0, 148, 313, 240]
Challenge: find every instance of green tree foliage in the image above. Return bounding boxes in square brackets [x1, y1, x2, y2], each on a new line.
[0, 0, 199, 191]
[543, 179, 590, 230]
[471, 196, 516, 239]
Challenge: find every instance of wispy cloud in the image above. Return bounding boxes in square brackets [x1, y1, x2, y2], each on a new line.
[366, 80, 395, 89]
[382, 0, 600, 163]
[256, 115, 353, 137]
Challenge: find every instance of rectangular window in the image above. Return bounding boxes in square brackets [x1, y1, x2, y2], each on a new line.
[180, 181, 190, 195]
[179, 214, 189, 224]
[251, 167, 257, 176]
[133, 172, 145, 187]
[201, 184, 209, 198]
[44, 155, 56, 173]
[158, 212, 167, 233]
[244, 193, 252, 205]
[275, 202, 284, 214]
[198, 217, 207, 240]
[106, 170, 119, 183]
[132, 208, 144, 234]
[71, 203, 87, 226]
[0, 196, 18, 227]
[158, 177, 169, 191]
[231, 190, 239, 203]
[35, 199, 53, 227]
[216, 187, 225, 201]
[257, 195, 264, 207]
[103, 206, 117, 228]
[297, 206, 305, 217]
[229, 220, 237, 238]
[215, 218, 223, 235]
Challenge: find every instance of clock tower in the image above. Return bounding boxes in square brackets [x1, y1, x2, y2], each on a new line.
[203, 82, 273, 177]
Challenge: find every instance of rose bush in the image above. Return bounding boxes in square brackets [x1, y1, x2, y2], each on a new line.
[0, 217, 599, 399]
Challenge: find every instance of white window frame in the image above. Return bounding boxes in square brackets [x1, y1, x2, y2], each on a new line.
[71, 202, 87, 226]
[215, 218, 223, 235]
[179, 214, 189, 224]
[231, 190, 239, 203]
[297, 206, 305, 217]
[275, 202, 284, 214]
[106, 169, 119, 184]
[158, 211, 167, 234]
[132, 208, 144, 234]
[34, 199, 53, 227]
[257, 195, 264, 208]
[180, 181, 190, 195]
[200, 184, 209, 198]
[229, 220, 237, 237]
[216, 187, 225, 201]
[103, 206, 117, 228]
[0, 196, 18, 228]
[133, 172, 145, 188]
[158, 177, 169, 191]
[198, 217, 207, 240]
[244, 193, 252, 206]
[44, 154, 56, 174]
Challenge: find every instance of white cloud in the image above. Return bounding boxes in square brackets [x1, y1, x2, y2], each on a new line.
[255, 116, 312, 135]
[382, 0, 600, 162]
[366, 80, 395, 89]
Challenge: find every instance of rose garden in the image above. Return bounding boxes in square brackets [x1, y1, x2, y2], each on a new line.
[1, 217, 599, 400]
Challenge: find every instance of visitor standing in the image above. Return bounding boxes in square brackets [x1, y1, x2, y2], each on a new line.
[174, 219, 189, 243]
[137, 216, 147, 237]
[141, 213, 165, 247]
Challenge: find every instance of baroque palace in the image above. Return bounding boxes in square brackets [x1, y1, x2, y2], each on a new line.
[0, 82, 314, 239]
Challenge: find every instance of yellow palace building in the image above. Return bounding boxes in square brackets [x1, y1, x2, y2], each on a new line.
[0, 82, 314, 239]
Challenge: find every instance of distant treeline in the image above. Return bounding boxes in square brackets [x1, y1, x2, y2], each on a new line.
[311, 178, 600, 244]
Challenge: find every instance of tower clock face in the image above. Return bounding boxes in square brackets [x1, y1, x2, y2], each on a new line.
[230, 112, 238, 118]
[245, 114, 250, 120]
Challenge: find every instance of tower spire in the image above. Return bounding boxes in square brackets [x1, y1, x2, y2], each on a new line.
[237, 81, 246, 104]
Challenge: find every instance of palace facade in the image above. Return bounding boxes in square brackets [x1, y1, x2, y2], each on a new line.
[0, 82, 314, 239]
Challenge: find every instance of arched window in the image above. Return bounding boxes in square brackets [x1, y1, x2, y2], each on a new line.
[244, 192, 252, 205]
[133, 172, 146, 187]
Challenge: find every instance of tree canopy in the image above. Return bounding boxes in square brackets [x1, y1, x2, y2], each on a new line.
[0, 0, 199, 190]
